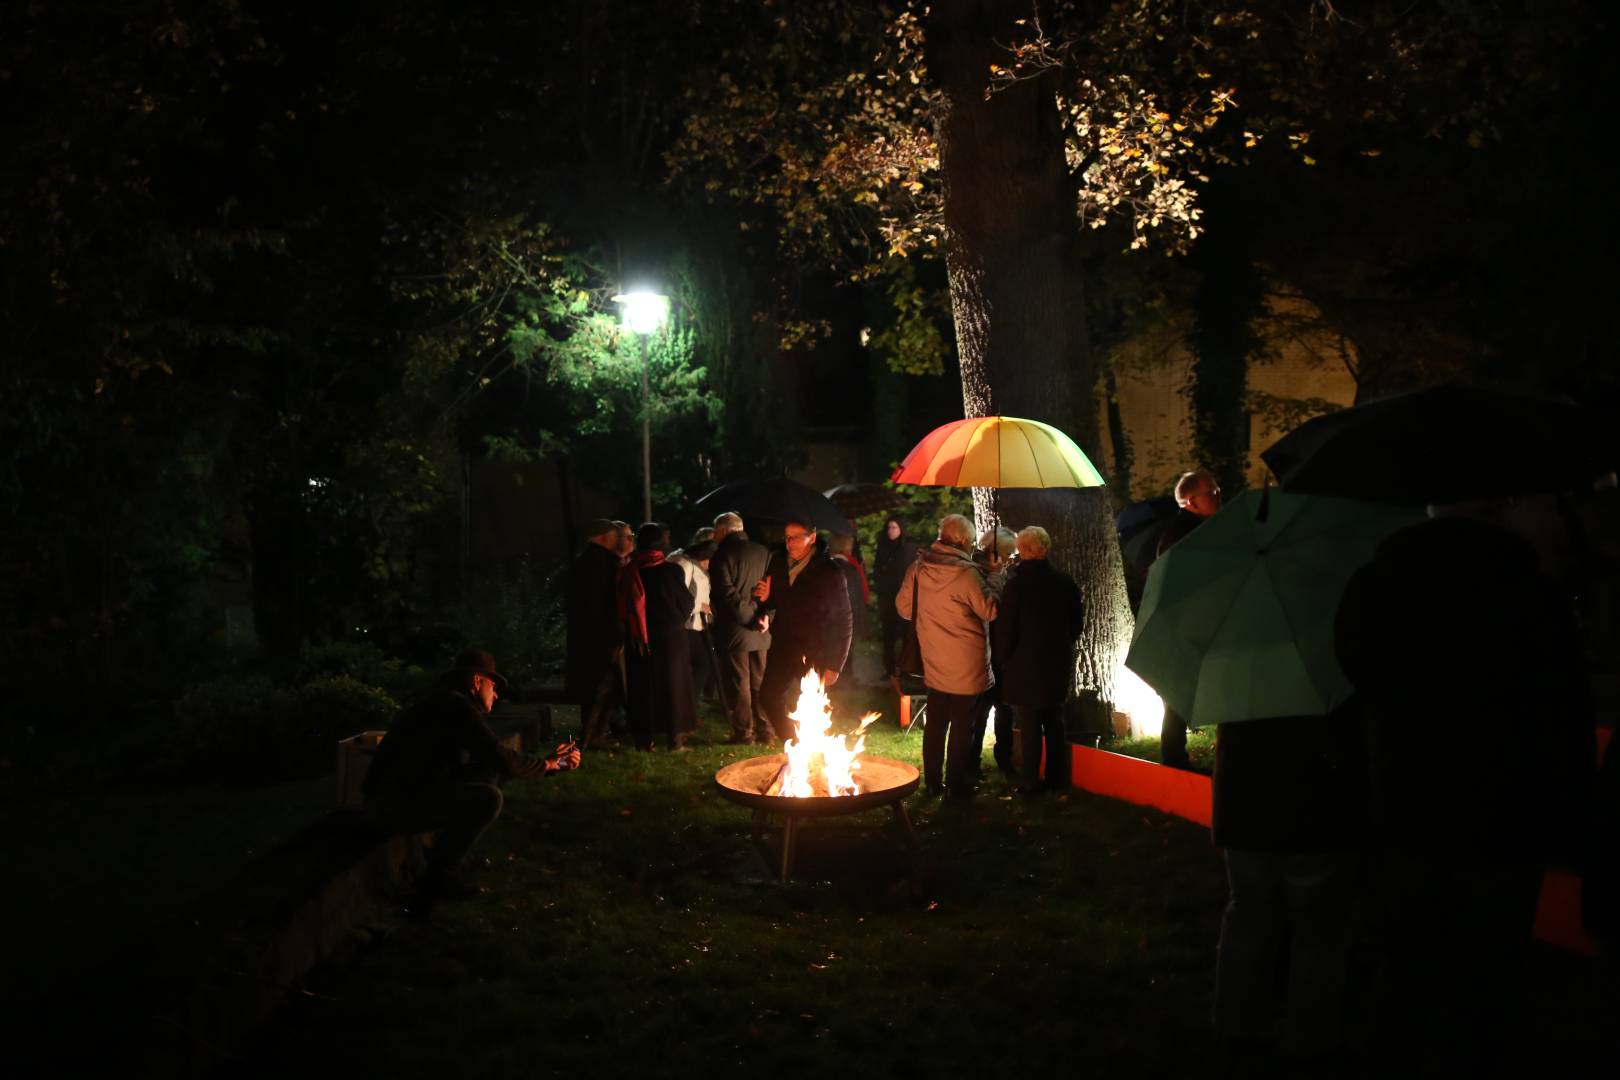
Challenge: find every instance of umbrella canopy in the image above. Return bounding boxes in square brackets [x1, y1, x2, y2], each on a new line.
[1261, 384, 1617, 504]
[891, 416, 1106, 489]
[1116, 495, 1180, 574]
[1126, 489, 1422, 727]
[823, 482, 907, 519]
[693, 477, 850, 535]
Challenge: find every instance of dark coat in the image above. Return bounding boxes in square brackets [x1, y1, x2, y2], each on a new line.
[625, 560, 698, 736]
[1335, 516, 1594, 858]
[833, 555, 869, 640]
[874, 534, 918, 602]
[565, 542, 623, 699]
[991, 558, 1083, 707]
[1155, 508, 1206, 559]
[1211, 707, 1369, 852]
[709, 531, 772, 653]
[363, 686, 548, 803]
[760, 549, 853, 675]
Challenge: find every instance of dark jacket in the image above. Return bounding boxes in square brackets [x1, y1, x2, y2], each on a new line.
[625, 559, 698, 735]
[564, 542, 623, 698]
[1212, 708, 1369, 852]
[874, 534, 918, 602]
[833, 554, 869, 640]
[709, 531, 772, 652]
[760, 549, 853, 674]
[1155, 508, 1206, 559]
[1335, 516, 1595, 858]
[991, 558, 1083, 707]
[363, 686, 548, 803]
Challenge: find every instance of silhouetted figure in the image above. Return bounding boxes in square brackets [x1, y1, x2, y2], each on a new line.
[1156, 469, 1223, 769]
[364, 651, 580, 914]
[566, 519, 625, 748]
[620, 523, 696, 751]
[1336, 501, 1595, 1068]
[992, 526, 1081, 794]
[709, 512, 774, 744]
[874, 515, 918, 678]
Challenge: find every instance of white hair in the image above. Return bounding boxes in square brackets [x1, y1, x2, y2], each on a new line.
[938, 513, 974, 547]
[1016, 526, 1051, 557]
[713, 511, 744, 532]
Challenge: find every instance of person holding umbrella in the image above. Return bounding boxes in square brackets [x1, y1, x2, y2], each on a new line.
[754, 519, 853, 742]
[896, 513, 1004, 799]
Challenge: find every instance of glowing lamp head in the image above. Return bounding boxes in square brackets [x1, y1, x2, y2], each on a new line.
[612, 291, 669, 335]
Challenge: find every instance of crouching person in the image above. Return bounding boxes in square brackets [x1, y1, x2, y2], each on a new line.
[363, 650, 581, 914]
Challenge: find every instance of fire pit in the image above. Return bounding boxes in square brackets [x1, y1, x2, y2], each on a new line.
[714, 753, 919, 882]
[712, 672, 920, 882]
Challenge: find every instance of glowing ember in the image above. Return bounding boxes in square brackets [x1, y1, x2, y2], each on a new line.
[766, 670, 881, 798]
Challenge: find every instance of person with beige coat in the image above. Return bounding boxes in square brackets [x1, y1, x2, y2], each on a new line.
[896, 513, 1004, 798]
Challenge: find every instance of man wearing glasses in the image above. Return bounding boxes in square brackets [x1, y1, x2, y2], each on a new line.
[752, 519, 854, 742]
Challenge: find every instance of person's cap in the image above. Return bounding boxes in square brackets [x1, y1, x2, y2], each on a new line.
[450, 649, 508, 691]
[584, 518, 618, 538]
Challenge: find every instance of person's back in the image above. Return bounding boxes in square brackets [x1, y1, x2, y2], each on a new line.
[992, 556, 1082, 707]
[900, 539, 998, 696]
[364, 685, 486, 804]
[709, 530, 771, 652]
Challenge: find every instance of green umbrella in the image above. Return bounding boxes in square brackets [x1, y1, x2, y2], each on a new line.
[1125, 489, 1422, 727]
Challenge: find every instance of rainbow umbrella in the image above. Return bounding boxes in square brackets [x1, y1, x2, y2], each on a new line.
[890, 416, 1105, 489]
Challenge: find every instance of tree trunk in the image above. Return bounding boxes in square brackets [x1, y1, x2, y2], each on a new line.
[927, 0, 1133, 731]
[1187, 179, 1258, 496]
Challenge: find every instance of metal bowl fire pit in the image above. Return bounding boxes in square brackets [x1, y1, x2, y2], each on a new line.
[714, 752, 919, 882]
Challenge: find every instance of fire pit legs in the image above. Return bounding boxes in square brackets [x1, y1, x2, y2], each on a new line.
[779, 815, 800, 883]
[891, 801, 916, 848]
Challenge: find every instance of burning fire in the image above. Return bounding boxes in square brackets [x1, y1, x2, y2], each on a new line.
[766, 670, 881, 798]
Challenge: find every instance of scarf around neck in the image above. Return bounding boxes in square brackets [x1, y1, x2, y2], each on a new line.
[617, 549, 666, 648]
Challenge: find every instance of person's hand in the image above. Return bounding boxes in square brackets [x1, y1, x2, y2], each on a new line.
[985, 552, 1005, 574]
[701, 602, 712, 616]
[752, 577, 771, 601]
[756, 614, 770, 634]
[820, 668, 840, 688]
[550, 744, 582, 771]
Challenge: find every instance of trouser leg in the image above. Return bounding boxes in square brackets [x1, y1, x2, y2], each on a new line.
[419, 781, 505, 882]
[930, 691, 977, 793]
[920, 690, 954, 791]
[1279, 852, 1360, 1057]
[1214, 848, 1285, 1043]
[880, 608, 902, 676]
[747, 651, 769, 740]
[759, 658, 806, 742]
[1017, 704, 1064, 791]
[1161, 708, 1190, 769]
[967, 692, 991, 772]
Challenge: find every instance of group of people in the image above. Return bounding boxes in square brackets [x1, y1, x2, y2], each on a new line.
[892, 513, 1085, 799]
[565, 512, 857, 753]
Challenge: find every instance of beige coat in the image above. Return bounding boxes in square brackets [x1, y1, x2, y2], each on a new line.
[895, 540, 1002, 695]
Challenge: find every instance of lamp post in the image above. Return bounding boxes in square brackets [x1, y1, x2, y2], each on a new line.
[612, 290, 670, 523]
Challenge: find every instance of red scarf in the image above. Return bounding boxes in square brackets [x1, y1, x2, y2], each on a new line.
[617, 549, 666, 648]
[833, 553, 870, 603]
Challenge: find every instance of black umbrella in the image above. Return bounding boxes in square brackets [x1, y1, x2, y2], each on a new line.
[1261, 384, 1617, 504]
[823, 482, 907, 519]
[1115, 495, 1179, 573]
[694, 477, 851, 534]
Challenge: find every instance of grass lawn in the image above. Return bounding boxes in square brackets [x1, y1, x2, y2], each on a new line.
[229, 683, 1232, 1077]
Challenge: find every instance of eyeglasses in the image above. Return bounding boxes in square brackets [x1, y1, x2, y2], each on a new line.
[784, 531, 813, 543]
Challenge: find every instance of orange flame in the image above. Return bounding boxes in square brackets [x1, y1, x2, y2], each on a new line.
[777, 670, 881, 797]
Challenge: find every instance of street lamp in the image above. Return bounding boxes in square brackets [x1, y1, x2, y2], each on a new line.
[612, 290, 670, 522]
